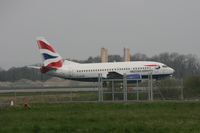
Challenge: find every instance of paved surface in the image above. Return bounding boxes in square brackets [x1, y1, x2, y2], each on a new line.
[0, 87, 98, 93]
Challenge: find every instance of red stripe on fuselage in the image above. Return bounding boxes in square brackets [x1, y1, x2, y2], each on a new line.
[37, 40, 56, 53]
[40, 59, 64, 73]
[145, 64, 159, 67]
[47, 59, 64, 68]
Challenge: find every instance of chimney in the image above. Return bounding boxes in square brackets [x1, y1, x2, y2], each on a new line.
[124, 48, 131, 62]
[101, 47, 108, 63]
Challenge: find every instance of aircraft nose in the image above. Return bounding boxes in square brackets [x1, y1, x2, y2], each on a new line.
[170, 68, 175, 73]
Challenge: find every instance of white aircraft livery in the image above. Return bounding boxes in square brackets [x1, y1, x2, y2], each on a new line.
[33, 37, 175, 82]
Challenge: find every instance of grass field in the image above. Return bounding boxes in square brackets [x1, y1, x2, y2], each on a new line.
[0, 102, 200, 133]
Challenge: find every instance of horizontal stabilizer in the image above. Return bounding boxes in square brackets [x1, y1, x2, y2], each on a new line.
[27, 66, 41, 70]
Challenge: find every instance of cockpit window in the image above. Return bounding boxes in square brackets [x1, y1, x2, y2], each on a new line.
[162, 65, 168, 68]
[155, 66, 161, 69]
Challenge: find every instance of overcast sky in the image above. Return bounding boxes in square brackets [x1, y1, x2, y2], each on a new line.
[0, 0, 200, 69]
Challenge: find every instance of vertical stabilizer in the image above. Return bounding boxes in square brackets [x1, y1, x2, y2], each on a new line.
[36, 37, 64, 69]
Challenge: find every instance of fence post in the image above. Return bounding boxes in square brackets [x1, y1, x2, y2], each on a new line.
[136, 80, 139, 101]
[123, 73, 127, 102]
[112, 80, 115, 101]
[14, 88, 16, 104]
[70, 90, 72, 101]
[180, 79, 184, 100]
[150, 72, 153, 101]
[148, 71, 153, 101]
[148, 73, 151, 101]
[98, 73, 103, 102]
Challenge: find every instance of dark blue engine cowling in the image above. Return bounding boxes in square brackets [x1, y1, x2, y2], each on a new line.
[126, 74, 142, 83]
[127, 74, 141, 79]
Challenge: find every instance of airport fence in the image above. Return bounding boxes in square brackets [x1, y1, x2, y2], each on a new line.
[0, 78, 199, 106]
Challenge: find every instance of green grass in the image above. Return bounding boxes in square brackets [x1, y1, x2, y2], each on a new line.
[1, 102, 200, 133]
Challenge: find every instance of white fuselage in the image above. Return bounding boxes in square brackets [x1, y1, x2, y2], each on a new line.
[46, 60, 174, 82]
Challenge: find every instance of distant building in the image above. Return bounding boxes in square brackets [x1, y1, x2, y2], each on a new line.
[101, 47, 108, 63]
[123, 48, 131, 62]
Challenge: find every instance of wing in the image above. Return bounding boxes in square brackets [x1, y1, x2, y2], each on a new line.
[107, 71, 123, 79]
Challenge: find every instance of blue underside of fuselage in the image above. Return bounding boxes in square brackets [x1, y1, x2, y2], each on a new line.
[65, 74, 171, 82]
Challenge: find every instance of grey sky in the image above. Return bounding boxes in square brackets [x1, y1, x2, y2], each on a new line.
[0, 0, 200, 69]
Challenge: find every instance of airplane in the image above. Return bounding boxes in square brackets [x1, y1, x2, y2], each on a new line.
[31, 37, 175, 82]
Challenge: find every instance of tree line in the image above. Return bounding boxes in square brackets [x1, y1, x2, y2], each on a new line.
[0, 67, 50, 82]
[0, 52, 199, 81]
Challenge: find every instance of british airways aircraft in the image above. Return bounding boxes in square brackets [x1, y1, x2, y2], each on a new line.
[31, 37, 174, 82]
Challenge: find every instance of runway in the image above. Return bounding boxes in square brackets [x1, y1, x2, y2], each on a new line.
[0, 87, 98, 93]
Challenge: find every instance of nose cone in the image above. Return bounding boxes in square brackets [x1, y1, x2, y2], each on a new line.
[170, 68, 175, 74]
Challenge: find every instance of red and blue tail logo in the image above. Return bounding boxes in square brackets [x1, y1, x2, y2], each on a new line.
[37, 37, 64, 69]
